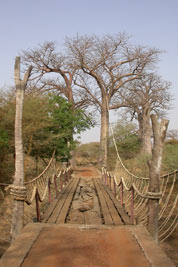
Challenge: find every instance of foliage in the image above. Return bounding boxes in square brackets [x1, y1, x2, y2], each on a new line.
[162, 142, 178, 173]
[38, 95, 94, 161]
[108, 118, 178, 175]
[20, 94, 94, 161]
[0, 90, 94, 166]
[0, 129, 9, 165]
[75, 142, 100, 165]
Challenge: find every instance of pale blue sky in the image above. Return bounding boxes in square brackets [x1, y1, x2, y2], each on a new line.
[0, 0, 178, 143]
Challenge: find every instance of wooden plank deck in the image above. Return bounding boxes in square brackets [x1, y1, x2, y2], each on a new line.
[42, 176, 131, 226]
[99, 179, 132, 225]
[42, 177, 80, 223]
[94, 178, 124, 225]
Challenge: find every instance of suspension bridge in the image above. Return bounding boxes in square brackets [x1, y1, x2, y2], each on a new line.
[0, 151, 177, 266]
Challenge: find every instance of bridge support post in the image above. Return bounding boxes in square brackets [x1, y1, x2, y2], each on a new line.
[147, 115, 169, 242]
[11, 57, 32, 242]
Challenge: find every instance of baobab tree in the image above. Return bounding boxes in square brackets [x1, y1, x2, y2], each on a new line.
[22, 42, 90, 109]
[112, 73, 172, 154]
[66, 34, 160, 166]
[22, 42, 92, 166]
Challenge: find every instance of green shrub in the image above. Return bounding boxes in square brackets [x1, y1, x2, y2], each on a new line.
[162, 143, 178, 173]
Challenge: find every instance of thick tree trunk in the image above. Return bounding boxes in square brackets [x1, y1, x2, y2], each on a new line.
[98, 105, 109, 168]
[11, 78, 25, 241]
[147, 115, 169, 242]
[138, 110, 152, 154]
[70, 149, 76, 169]
[11, 57, 32, 241]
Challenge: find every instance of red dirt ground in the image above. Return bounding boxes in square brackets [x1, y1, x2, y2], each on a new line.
[73, 166, 100, 178]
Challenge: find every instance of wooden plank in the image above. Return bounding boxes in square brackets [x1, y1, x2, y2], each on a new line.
[101, 180, 132, 225]
[47, 178, 78, 223]
[42, 178, 74, 223]
[93, 179, 113, 225]
[47, 178, 79, 223]
[56, 177, 80, 224]
[97, 179, 123, 225]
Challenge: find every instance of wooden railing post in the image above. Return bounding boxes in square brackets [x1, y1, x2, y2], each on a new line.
[48, 179, 52, 203]
[35, 189, 40, 222]
[54, 175, 58, 197]
[67, 169, 70, 181]
[105, 172, 107, 185]
[60, 175, 63, 191]
[64, 171, 67, 185]
[109, 173, 112, 191]
[107, 172, 109, 187]
[66, 170, 68, 183]
[120, 181, 123, 206]
[113, 177, 116, 197]
[102, 169, 104, 183]
[130, 187, 134, 224]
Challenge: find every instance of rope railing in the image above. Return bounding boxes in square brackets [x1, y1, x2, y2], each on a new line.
[1, 154, 73, 223]
[158, 170, 178, 243]
[23, 162, 72, 222]
[102, 167, 153, 224]
[102, 165, 178, 242]
[106, 111, 178, 242]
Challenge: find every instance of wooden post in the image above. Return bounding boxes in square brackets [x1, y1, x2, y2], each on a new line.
[54, 175, 58, 196]
[107, 173, 109, 187]
[64, 171, 67, 185]
[102, 169, 104, 183]
[113, 177, 116, 197]
[11, 57, 32, 241]
[60, 175, 63, 191]
[109, 173, 112, 190]
[130, 187, 134, 224]
[147, 115, 169, 242]
[120, 181, 123, 206]
[104, 172, 106, 185]
[48, 179, 51, 203]
[35, 190, 41, 222]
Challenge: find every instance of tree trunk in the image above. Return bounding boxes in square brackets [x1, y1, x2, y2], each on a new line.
[98, 105, 109, 168]
[11, 86, 25, 241]
[138, 110, 152, 154]
[69, 149, 77, 169]
[11, 57, 32, 241]
[147, 114, 169, 242]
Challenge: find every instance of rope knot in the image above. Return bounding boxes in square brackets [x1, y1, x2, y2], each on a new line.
[8, 184, 27, 201]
